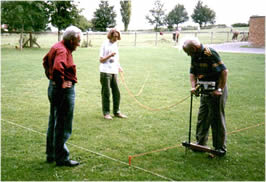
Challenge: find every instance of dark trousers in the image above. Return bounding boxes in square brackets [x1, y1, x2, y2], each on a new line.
[46, 80, 75, 163]
[196, 86, 227, 151]
[100, 72, 120, 115]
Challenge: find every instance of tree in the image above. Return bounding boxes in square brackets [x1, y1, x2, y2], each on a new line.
[191, 0, 216, 28]
[165, 4, 189, 30]
[120, 0, 131, 31]
[145, 0, 166, 31]
[73, 15, 92, 32]
[1, 1, 49, 49]
[91, 1, 116, 31]
[47, 1, 80, 41]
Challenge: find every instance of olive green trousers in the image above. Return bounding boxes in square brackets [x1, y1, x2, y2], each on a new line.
[196, 86, 228, 151]
[100, 72, 120, 115]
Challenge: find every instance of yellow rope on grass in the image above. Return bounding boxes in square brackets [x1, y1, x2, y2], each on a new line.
[119, 72, 190, 111]
[135, 71, 150, 97]
[128, 122, 265, 165]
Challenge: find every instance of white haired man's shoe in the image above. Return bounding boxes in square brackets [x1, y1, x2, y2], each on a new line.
[114, 113, 127, 118]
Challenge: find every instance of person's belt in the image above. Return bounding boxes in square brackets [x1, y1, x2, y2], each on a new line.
[52, 80, 75, 86]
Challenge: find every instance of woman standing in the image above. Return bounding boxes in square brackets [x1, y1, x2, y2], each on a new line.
[99, 29, 127, 120]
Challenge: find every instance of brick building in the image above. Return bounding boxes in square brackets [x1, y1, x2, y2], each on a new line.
[248, 16, 265, 47]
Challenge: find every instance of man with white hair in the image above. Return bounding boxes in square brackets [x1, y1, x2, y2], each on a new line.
[43, 25, 81, 166]
[183, 39, 228, 156]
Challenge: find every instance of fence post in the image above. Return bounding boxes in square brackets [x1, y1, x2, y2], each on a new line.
[227, 32, 229, 42]
[211, 32, 213, 44]
[19, 31, 23, 51]
[134, 32, 137, 46]
[155, 32, 158, 46]
[86, 32, 89, 47]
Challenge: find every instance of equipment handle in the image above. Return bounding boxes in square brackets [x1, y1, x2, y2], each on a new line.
[188, 93, 193, 143]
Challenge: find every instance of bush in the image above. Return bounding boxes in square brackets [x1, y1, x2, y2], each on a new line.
[181, 25, 198, 31]
[231, 23, 249, 27]
[81, 40, 92, 47]
[201, 25, 215, 29]
[216, 24, 227, 28]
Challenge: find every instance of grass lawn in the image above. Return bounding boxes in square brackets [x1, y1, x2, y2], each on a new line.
[1, 45, 264, 181]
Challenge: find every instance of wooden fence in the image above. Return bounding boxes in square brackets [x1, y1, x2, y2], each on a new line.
[1, 31, 249, 49]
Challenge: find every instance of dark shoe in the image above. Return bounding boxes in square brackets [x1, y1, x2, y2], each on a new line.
[114, 113, 127, 118]
[56, 160, 80, 167]
[46, 157, 54, 163]
[214, 149, 226, 157]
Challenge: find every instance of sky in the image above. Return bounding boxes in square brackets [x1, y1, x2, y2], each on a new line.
[77, 0, 265, 30]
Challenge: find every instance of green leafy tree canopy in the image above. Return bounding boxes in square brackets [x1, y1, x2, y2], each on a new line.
[73, 15, 92, 32]
[120, 0, 131, 31]
[1, 1, 49, 49]
[91, 1, 117, 32]
[165, 4, 189, 30]
[1, 1, 49, 32]
[47, 1, 80, 40]
[145, 0, 166, 31]
[191, 0, 216, 28]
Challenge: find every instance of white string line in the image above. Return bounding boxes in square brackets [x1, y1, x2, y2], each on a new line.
[2, 119, 174, 181]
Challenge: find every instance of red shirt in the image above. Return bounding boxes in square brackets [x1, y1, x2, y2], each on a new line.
[43, 40, 77, 86]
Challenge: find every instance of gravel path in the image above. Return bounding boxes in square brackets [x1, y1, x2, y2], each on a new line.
[206, 42, 265, 54]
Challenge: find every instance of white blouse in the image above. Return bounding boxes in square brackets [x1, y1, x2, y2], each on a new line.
[99, 40, 120, 74]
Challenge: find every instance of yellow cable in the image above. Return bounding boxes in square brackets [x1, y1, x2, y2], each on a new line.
[128, 122, 265, 162]
[135, 71, 150, 97]
[120, 72, 190, 111]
